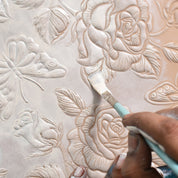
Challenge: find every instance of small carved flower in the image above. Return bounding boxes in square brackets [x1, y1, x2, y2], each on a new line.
[34, 6, 70, 44]
[68, 105, 128, 177]
[14, 110, 63, 156]
[164, 0, 178, 28]
[115, 5, 148, 53]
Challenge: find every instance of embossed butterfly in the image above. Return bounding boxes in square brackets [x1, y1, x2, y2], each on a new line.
[145, 74, 178, 106]
[0, 35, 66, 120]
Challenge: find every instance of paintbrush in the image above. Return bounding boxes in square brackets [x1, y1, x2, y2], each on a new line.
[88, 71, 178, 176]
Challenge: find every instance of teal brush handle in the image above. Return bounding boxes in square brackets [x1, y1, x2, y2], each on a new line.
[114, 102, 178, 177]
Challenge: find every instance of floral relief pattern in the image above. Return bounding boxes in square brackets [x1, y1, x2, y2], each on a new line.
[163, 43, 178, 63]
[0, 0, 177, 177]
[34, 6, 70, 44]
[163, 0, 178, 28]
[11, 0, 71, 44]
[13, 109, 74, 177]
[56, 88, 128, 177]
[14, 109, 63, 157]
[0, 35, 66, 120]
[27, 164, 65, 178]
[12, 0, 44, 9]
[66, 0, 161, 84]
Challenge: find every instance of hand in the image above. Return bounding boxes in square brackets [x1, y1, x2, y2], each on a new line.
[107, 107, 178, 178]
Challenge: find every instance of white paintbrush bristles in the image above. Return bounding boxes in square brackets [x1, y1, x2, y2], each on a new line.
[88, 72, 110, 95]
[88, 72, 117, 106]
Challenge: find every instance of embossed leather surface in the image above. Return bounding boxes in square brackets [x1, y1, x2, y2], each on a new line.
[0, 0, 177, 177]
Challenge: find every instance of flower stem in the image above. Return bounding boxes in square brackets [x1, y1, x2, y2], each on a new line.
[149, 26, 168, 37]
[149, 40, 162, 50]
[58, 143, 75, 177]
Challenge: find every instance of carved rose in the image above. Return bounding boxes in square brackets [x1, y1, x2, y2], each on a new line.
[68, 105, 128, 177]
[164, 0, 178, 28]
[14, 110, 63, 156]
[114, 5, 148, 52]
[105, 4, 149, 71]
[27, 165, 65, 178]
[73, 0, 160, 79]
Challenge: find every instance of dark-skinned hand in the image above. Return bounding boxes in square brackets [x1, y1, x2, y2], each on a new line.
[70, 107, 178, 178]
[109, 107, 178, 178]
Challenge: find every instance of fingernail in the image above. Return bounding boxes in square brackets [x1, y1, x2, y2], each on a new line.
[122, 114, 134, 126]
[128, 131, 139, 153]
[116, 153, 127, 168]
[74, 167, 85, 177]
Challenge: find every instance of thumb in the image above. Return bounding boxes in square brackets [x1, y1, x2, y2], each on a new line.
[127, 132, 151, 168]
[122, 132, 162, 178]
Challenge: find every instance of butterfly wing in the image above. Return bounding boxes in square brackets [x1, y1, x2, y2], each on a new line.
[145, 81, 178, 105]
[0, 61, 16, 120]
[6, 35, 67, 79]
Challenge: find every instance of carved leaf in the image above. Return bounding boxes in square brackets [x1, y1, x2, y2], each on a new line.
[34, 7, 69, 44]
[0, 0, 10, 22]
[0, 35, 67, 117]
[163, 43, 178, 63]
[132, 45, 160, 79]
[0, 168, 7, 178]
[12, 0, 44, 9]
[27, 165, 65, 178]
[55, 88, 86, 116]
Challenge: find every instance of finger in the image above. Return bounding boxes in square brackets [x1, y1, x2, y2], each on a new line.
[123, 132, 151, 173]
[123, 112, 178, 161]
[107, 154, 127, 178]
[128, 133, 151, 169]
[122, 133, 162, 178]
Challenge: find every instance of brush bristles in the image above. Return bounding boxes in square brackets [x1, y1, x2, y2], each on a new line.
[88, 72, 109, 95]
[88, 72, 117, 106]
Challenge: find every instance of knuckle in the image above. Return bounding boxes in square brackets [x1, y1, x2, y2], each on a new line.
[161, 118, 178, 137]
[131, 112, 151, 128]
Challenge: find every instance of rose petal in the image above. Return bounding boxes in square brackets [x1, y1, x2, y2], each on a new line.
[83, 146, 113, 171]
[68, 129, 87, 166]
[41, 129, 58, 140]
